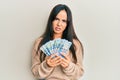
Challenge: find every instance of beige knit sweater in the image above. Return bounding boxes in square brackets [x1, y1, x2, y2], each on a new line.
[31, 37, 84, 80]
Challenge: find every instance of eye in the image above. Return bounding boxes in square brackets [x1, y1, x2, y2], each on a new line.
[62, 20, 67, 23]
[54, 18, 59, 21]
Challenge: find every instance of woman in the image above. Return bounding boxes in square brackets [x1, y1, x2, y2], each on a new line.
[31, 4, 84, 80]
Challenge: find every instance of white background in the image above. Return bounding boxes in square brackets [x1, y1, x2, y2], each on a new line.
[0, 0, 120, 80]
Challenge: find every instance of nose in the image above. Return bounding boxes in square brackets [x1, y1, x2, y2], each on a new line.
[57, 21, 62, 26]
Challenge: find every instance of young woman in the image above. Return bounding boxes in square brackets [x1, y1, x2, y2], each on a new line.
[31, 4, 84, 80]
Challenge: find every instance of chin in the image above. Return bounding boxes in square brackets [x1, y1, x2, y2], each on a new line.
[54, 31, 62, 34]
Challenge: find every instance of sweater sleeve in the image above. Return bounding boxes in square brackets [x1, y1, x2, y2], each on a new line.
[62, 39, 84, 79]
[31, 38, 54, 79]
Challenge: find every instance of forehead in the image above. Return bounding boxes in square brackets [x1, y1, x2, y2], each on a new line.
[56, 10, 67, 20]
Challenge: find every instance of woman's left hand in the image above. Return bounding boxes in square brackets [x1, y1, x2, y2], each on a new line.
[60, 53, 71, 68]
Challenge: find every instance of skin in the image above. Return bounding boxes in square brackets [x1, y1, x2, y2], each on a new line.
[46, 10, 71, 68]
[52, 10, 67, 39]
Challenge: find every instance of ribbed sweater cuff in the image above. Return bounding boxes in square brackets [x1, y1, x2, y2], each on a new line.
[63, 62, 75, 71]
[42, 61, 54, 71]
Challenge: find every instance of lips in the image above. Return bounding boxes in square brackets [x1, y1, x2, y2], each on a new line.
[55, 27, 61, 31]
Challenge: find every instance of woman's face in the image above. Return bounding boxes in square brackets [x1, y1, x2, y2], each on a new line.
[52, 10, 67, 36]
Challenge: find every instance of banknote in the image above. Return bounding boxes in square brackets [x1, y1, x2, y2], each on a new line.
[40, 39, 72, 57]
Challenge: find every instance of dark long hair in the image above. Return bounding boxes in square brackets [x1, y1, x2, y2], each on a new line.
[37, 4, 83, 63]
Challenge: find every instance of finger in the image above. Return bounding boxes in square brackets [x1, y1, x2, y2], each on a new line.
[45, 55, 51, 60]
[49, 54, 56, 59]
[46, 55, 56, 64]
[46, 59, 54, 67]
[61, 61, 67, 68]
[51, 57, 61, 66]
[61, 58, 70, 67]
[52, 55, 61, 61]
[50, 54, 61, 61]
[55, 59, 61, 66]
[49, 58, 61, 67]
[61, 58, 68, 64]
[61, 53, 69, 60]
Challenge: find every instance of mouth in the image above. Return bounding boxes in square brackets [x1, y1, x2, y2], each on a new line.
[55, 27, 61, 31]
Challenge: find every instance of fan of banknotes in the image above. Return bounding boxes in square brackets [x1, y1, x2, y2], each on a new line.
[40, 38, 72, 56]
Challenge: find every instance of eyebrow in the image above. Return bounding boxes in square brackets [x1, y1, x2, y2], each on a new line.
[55, 17, 67, 21]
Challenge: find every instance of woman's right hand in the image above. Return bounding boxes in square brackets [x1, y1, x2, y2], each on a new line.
[46, 54, 62, 68]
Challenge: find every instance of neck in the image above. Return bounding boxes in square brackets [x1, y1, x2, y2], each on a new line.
[53, 34, 62, 39]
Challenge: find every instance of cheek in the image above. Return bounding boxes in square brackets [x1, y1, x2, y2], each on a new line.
[63, 24, 67, 30]
[52, 22, 56, 28]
